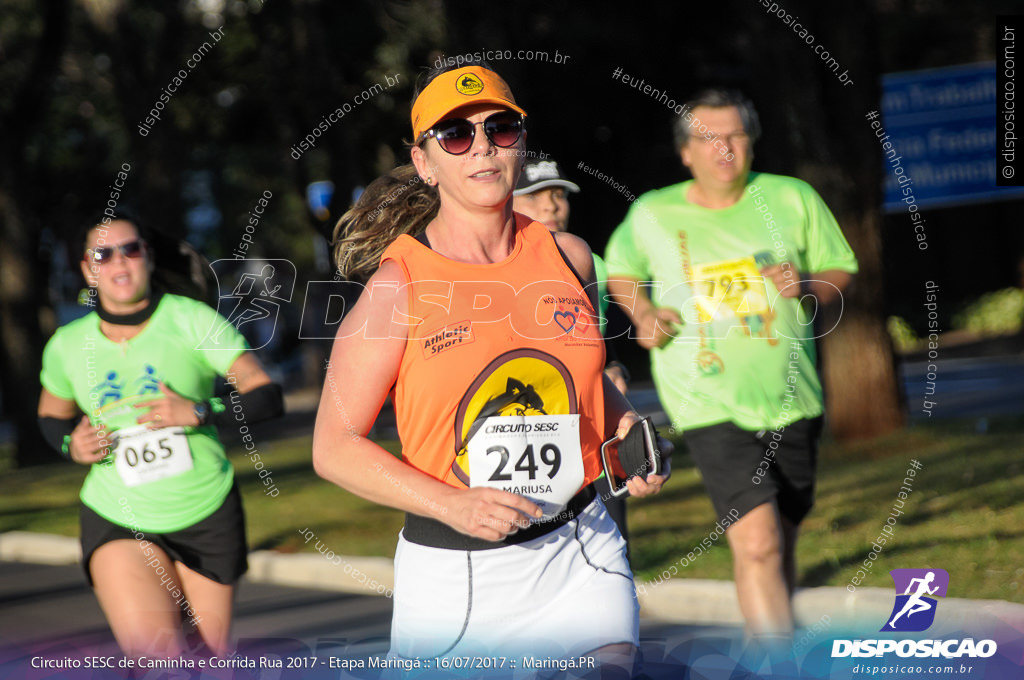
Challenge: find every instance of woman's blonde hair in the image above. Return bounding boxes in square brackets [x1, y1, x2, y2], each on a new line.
[331, 163, 439, 282]
[333, 59, 509, 281]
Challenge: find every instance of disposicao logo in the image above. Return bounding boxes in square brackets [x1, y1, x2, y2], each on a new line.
[882, 568, 949, 632]
[831, 567, 997, 659]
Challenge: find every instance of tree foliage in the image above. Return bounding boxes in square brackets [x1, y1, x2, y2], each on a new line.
[2, 0, 1006, 465]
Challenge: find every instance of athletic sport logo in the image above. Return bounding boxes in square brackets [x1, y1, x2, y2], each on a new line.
[421, 320, 474, 359]
[881, 568, 949, 632]
[456, 74, 484, 96]
[202, 259, 296, 350]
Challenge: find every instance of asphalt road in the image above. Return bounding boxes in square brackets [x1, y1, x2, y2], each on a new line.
[0, 561, 393, 658]
[0, 561, 744, 678]
[2, 354, 1018, 677]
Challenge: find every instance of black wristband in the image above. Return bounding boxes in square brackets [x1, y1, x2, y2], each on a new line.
[211, 383, 284, 427]
[39, 416, 79, 460]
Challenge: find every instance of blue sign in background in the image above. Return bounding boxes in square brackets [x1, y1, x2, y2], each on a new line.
[306, 180, 335, 221]
[881, 62, 1024, 211]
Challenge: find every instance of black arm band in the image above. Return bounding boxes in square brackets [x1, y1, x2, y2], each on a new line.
[604, 335, 619, 364]
[605, 360, 631, 384]
[603, 334, 631, 383]
[211, 383, 284, 427]
[39, 416, 79, 459]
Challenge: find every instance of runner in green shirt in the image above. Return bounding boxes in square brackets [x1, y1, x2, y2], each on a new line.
[606, 89, 857, 641]
[38, 215, 283, 658]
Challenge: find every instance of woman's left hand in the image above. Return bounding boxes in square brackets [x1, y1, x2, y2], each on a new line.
[625, 446, 672, 497]
[615, 411, 673, 498]
[135, 383, 200, 429]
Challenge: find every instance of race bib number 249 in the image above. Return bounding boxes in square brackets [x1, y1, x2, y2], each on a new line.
[466, 414, 584, 520]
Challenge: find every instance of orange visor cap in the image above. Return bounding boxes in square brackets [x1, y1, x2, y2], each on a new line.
[411, 66, 527, 141]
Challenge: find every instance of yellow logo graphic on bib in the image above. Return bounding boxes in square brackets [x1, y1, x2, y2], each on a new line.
[452, 349, 576, 484]
[695, 350, 725, 376]
[456, 74, 485, 96]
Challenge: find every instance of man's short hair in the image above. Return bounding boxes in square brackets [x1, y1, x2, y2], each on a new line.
[673, 89, 762, 150]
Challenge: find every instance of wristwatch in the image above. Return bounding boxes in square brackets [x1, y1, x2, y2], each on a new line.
[193, 401, 211, 426]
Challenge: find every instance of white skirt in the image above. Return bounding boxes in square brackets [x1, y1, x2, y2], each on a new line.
[389, 496, 638, 661]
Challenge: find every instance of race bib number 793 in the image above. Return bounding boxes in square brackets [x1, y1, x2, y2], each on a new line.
[691, 255, 770, 322]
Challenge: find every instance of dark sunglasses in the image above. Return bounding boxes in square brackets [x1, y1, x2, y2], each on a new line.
[420, 111, 524, 155]
[85, 240, 146, 265]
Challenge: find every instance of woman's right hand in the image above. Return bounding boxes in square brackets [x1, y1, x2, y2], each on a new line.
[439, 486, 543, 541]
[67, 416, 113, 465]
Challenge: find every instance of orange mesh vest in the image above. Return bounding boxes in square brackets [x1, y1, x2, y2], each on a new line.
[381, 217, 606, 493]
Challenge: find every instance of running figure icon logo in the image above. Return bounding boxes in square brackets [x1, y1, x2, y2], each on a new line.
[881, 568, 950, 632]
[201, 259, 296, 351]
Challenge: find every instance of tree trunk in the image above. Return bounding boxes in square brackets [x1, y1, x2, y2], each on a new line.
[0, 0, 72, 466]
[818, 212, 906, 440]
[814, 4, 907, 439]
[748, 0, 906, 440]
[0, 192, 52, 466]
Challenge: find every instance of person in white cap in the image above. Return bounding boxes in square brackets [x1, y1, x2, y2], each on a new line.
[513, 157, 634, 552]
[512, 158, 579, 233]
[513, 157, 629, 393]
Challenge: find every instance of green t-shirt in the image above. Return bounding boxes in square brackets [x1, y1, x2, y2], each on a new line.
[592, 252, 609, 336]
[605, 172, 858, 431]
[40, 294, 248, 532]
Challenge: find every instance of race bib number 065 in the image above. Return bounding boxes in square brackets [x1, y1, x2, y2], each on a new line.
[466, 414, 584, 520]
[112, 425, 194, 487]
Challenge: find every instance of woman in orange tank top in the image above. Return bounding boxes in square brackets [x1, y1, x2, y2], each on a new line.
[313, 61, 672, 668]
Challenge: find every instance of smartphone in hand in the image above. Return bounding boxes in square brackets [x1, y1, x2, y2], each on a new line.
[600, 417, 662, 497]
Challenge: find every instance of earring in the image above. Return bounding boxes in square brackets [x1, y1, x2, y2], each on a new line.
[425, 177, 434, 186]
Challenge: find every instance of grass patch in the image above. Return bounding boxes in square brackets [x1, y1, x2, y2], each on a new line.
[2, 418, 1021, 602]
[0, 436, 408, 559]
[629, 416, 1024, 603]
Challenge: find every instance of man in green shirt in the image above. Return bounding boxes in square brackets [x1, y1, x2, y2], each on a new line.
[605, 90, 857, 638]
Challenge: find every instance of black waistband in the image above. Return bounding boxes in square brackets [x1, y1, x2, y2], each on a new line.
[403, 484, 597, 551]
